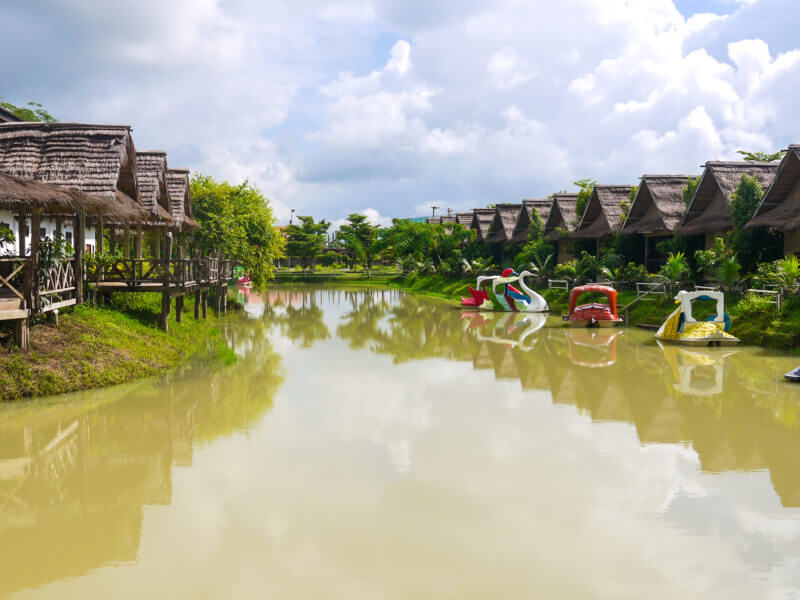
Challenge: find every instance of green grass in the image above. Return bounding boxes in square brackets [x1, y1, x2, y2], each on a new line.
[0, 292, 237, 401]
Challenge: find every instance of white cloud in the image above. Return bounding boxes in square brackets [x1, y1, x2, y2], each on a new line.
[385, 40, 412, 74]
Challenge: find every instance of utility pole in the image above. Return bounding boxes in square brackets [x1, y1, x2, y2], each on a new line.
[431, 206, 439, 218]
[290, 208, 295, 225]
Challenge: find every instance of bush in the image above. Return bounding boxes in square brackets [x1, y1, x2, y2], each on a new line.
[554, 259, 577, 280]
[575, 251, 600, 281]
[615, 262, 649, 283]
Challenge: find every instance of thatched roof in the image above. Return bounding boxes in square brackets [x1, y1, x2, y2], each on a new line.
[426, 217, 441, 224]
[0, 122, 139, 203]
[0, 171, 142, 220]
[679, 161, 777, 236]
[511, 198, 552, 243]
[544, 193, 579, 241]
[623, 175, 696, 234]
[486, 203, 522, 243]
[572, 185, 632, 240]
[746, 146, 800, 231]
[455, 211, 473, 226]
[440, 215, 456, 224]
[471, 208, 495, 242]
[166, 168, 198, 231]
[0, 107, 22, 123]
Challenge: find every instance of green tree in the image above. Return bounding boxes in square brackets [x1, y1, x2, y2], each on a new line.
[190, 174, 285, 286]
[730, 173, 763, 228]
[0, 100, 56, 122]
[728, 173, 782, 272]
[285, 216, 330, 269]
[379, 220, 474, 274]
[683, 176, 701, 206]
[0, 222, 14, 247]
[573, 178, 596, 224]
[619, 186, 637, 223]
[339, 213, 380, 270]
[737, 149, 786, 162]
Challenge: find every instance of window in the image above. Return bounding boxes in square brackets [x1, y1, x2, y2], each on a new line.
[39, 227, 46, 238]
[65, 231, 73, 243]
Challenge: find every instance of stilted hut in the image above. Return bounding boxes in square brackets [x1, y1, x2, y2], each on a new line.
[166, 168, 199, 233]
[0, 172, 143, 348]
[572, 185, 632, 256]
[746, 146, 800, 253]
[511, 198, 552, 244]
[543, 193, 579, 263]
[622, 175, 696, 270]
[470, 208, 495, 243]
[679, 161, 778, 249]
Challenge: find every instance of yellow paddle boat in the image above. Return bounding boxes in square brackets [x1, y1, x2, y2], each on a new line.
[655, 290, 739, 346]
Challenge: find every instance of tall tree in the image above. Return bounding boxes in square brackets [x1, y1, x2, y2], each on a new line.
[190, 174, 285, 286]
[339, 213, 380, 269]
[682, 176, 701, 206]
[727, 173, 781, 272]
[0, 100, 56, 122]
[573, 178, 596, 224]
[285, 216, 330, 269]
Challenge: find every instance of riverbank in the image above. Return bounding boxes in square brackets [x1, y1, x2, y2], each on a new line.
[0, 292, 237, 401]
[275, 273, 800, 351]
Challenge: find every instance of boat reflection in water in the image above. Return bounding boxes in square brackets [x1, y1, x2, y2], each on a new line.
[658, 341, 738, 397]
[565, 329, 621, 368]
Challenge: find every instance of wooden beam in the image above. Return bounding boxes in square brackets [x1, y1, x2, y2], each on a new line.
[75, 209, 85, 305]
[17, 214, 26, 257]
[123, 224, 130, 259]
[159, 232, 173, 332]
[135, 223, 143, 259]
[30, 211, 41, 313]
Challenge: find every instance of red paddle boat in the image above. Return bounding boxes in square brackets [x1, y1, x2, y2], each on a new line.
[567, 285, 623, 328]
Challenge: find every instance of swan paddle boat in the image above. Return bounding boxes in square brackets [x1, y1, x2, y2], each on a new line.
[460, 269, 548, 313]
[567, 285, 623, 327]
[463, 311, 547, 350]
[655, 290, 739, 346]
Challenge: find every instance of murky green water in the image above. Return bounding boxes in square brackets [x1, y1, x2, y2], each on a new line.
[2, 286, 800, 598]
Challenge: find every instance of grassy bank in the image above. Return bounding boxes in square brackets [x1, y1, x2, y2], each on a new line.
[287, 273, 800, 352]
[0, 292, 237, 401]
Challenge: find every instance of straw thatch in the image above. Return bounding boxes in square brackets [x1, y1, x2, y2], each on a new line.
[0, 107, 22, 123]
[572, 185, 632, 240]
[0, 122, 139, 203]
[426, 216, 442, 224]
[746, 146, 800, 231]
[0, 171, 135, 218]
[471, 208, 496, 242]
[679, 161, 778, 236]
[166, 168, 198, 231]
[623, 175, 696, 234]
[486, 203, 522, 243]
[440, 215, 456, 224]
[543, 193, 579, 241]
[511, 198, 552, 243]
[455, 211, 473, 226]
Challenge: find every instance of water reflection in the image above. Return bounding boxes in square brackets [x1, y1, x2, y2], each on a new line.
[0, 317, 283, 597]
[278, 287, 800, 508]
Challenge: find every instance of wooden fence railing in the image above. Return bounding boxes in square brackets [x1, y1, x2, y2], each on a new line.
[0, 256, 29, 312]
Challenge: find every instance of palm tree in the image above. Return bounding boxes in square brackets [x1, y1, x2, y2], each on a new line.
[657, 252, 688, 292]
[772, 255, 800, 295]
[714, 256, 741, 292]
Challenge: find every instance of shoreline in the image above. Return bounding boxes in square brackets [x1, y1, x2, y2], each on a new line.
[268, 274, 800, 352]
[1, 291, 238, 402]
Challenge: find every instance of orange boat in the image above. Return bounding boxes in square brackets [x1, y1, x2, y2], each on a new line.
[567, 285, 623, 328]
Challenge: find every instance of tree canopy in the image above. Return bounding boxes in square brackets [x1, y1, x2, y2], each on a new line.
[285, 216, 330, 269]
[737, 149, 786, 162]
[339, 213, 380, 269]
[573, 178, 596, 224]
[190, 174, 284, 286]
[682, 176, 701, 206]
[0, 100, 56, 122]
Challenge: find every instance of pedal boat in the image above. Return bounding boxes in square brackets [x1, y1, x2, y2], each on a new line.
[655, 290, 739, 346]
[567, 285, 623, 328]
[461, 269, 547, 313]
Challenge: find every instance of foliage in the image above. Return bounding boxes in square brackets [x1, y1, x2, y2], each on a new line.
[726, 173, 782, 272]
[285, 216, 330, 269]
[528, 206, 545, 241]
[461, 257, 494, 276]
[750, 259, 779, 289]
[694, 236, 731, 278]
[682, 176, 701, 206]
[614, 262, 649, 284]
[730, 174, 763, 228]
[737, 149, 786, 162]
[714, 256, 742, 291]
[338, 213, 380, 269]
[379, 220, 474, 275]
[620, 186, 637, 223]
[771, 255, 800, 295]
[657, 252, 689, 288]
[190, 174, 285, 286]
[575, 251, 600, 281]
[0, 222, 15, 251]
[514, 239, 555, 272]
[573, 178, 596, 224]
[554, 260, 577, 280]
[0, 99, 56, 122]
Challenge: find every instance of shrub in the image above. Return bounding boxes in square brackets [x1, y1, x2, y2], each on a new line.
[575, 251, 600, 281]
[554, 259, 577, 280]
[615, 262, 649, 284]
[772, 255, 800, 295]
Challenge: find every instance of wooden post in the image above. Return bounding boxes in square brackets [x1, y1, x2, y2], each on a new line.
[55, 216, 62, 240]
[202, 289, 208, 318]
[109, 226, 116, 254]
[159, 232, 173, 332]
[17, 214, 26, 257]
[15, 318, 29, 352]
[74, 210, 85, 305]
[96, 215, 104, 289]
[135, 223, 143, 259]
[30, 211, 41, 314]
[175, 246, 185, 323]
[194, 288, 201, 319]
[123, 224, 131, 259]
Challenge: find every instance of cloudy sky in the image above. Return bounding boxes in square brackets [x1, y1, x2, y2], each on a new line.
[1, 0, 798, 225]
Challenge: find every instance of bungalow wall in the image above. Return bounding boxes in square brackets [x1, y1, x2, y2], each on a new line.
[0, 210, 95, 255]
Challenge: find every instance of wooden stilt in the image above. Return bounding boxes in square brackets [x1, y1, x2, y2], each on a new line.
[30, 211, 41, 314]
[15, 318, 29, 352]
[175, 295, 184, 323]
[123, 224, 130, 259]
[75, 210, 85, 305]
[17, 214, 26, 256]
[202, 291, 208, 318]
[194, 290, 201, 319]
[159, 233, 173, 332]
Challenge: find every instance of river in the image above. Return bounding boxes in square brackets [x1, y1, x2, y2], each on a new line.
[2, 286, 800, 598]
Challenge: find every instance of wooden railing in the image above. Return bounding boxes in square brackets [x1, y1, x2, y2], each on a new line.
[0, 256, 29, 311]
[91, 257, 235, 288]
[38, 259, 77, 311]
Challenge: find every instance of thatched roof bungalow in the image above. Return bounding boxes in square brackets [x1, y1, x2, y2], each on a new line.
[426, 216, 441, 224]
[623, 175, 696, 270]
[511, 198, 552, 244]
[746, 146, 800, 253]
[543, 193, 579, 262]
[679, 161, 777, 248]
[136, 151, 175, 228]
[455, 211, 473, 227]
[486, 203, 522, 245]
[572, 185, 632, 251]
[440, 214, 456, 224]
[471, 208, 495, 243]
[166, 168, 198, 232]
